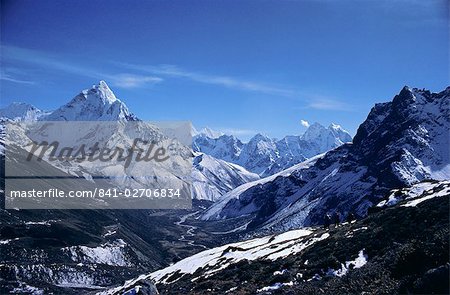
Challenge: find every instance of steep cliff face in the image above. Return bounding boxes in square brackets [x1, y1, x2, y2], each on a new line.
[202, 87, 450, 231]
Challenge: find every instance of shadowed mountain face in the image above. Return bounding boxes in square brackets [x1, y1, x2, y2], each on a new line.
[202, 86, 450, 231]
[105, 180, 450, 295]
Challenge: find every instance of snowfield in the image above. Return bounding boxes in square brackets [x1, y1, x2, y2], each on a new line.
[62, 239, 130, 267]
[192, 152, 259, 201]
[326, 249, 368, 277]
[100, 229, 329, 294]
[376, 180, 450, 208]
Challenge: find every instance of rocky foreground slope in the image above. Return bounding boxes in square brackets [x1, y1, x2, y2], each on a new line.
[105, 180, 449, 295]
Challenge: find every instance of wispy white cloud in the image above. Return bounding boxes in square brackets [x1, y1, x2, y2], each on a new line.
[106, 74, 163, 89]
[117, 63, 297, 97]
[1, 45, 162, 89]
[307, 98, 350, 111]
[117, 63, 354, 110]
[300, 119, 310, 127]
[3, 45, 354, 111]
[1, 73, 35, 85]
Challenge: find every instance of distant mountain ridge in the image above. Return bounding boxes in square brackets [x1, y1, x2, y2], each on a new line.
[0, 81, 137, 122]
[192, 127, 224, 139]
[0, 102, 50, 121]
[193, 123, 352, 177]
[1, 81, 352, 182]
[0, 82, 352, 202]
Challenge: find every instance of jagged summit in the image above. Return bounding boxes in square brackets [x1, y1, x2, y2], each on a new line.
[0, 102, 48, 121]
[301, 122, 327, 141]
[84, 80, 118, 104]
[44, 81, 137, 121]
[247, 133, 273, 144]
[194, 122, 352, 176]
[301, 122, 352, 151]
[329, 122, 341, 129]
[192, 126, 224, 139]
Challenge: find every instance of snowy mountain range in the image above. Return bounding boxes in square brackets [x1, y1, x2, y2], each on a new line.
[0, 81, 351, 202]
[0, 81, 260, 202]
[0, 82, 137, 122]
[1, 82, 193, 209]
[202, 86, 450, 231]
[0, 82, 135, 123]
[193, 122, 352, 177]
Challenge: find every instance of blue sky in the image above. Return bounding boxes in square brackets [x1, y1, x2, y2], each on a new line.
[1, 0, 448, 140]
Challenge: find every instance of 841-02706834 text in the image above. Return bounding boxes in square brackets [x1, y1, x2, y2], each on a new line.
[8, 188, 182, 199]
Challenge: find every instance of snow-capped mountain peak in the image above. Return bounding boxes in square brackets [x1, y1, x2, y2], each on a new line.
[44, 81, 137, 121]
[85, 80, 118, 104]
[193, 134, 243, 164]
[329, 123, 345, 134]
[192, 126, 224, 139]
[298, 122, 352, 157]
[329, 123, 353, 144]
[248, 133, 272, 143]
[300, 122, 328, 143]
[246, 133, 276, 154]
[301, 122, 352, 147]
[0, 102, 48, 121]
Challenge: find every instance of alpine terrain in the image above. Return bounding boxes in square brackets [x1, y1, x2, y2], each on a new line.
[1, 84, 448, 295]
[202, 86, 450, 232]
